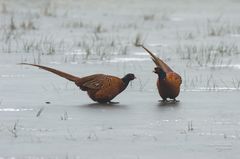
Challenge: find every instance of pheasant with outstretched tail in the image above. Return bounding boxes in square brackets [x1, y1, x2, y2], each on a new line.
[20, 63, 135, 103]
[140, 45, 182, 102]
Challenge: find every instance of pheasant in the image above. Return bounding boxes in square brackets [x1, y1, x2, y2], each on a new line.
[140, 45, 182, 102]
[20, 63, 136, 103]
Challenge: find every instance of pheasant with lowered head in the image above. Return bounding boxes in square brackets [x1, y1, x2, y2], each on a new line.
[20, 63, 136, 103]
[140, 45, 182, 102]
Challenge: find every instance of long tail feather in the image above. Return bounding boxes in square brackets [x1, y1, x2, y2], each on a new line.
[19, 63, 80, 82]
[140, 45, 173, 72]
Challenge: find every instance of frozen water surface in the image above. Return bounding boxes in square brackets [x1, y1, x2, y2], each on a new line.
[0, 0, 240, 158]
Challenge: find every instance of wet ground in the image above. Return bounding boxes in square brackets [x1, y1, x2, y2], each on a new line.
[1, 0, 240, 158]
[0, 62, 240, 159]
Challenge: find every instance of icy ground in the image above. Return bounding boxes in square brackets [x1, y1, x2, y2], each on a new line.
[0, 0, 240, 158]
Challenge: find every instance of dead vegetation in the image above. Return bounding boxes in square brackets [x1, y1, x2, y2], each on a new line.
[175, 41, 239, 67]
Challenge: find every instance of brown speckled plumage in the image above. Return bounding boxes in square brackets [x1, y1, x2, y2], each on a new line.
[140, 45, 182, 101]
[20, 63, 135, 103]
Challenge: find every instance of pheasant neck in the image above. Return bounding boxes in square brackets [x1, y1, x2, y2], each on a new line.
[157, 70, 166, 80]
[121, 77, 131, 88]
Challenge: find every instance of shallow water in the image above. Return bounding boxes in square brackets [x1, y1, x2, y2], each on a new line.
[1, 0, 240, 158]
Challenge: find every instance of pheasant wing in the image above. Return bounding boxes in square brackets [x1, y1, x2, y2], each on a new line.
[81, 74, 106, 90]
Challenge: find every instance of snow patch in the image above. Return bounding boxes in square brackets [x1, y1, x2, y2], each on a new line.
[0, 108, 33, 112]
[107, 57, 150, 63]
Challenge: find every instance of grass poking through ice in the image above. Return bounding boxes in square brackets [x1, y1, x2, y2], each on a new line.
[8, 120, 19, 138]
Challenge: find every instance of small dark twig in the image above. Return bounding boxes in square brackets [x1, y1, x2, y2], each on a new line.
[36, 107, 44, 117]
[8, 120, 19, 138]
